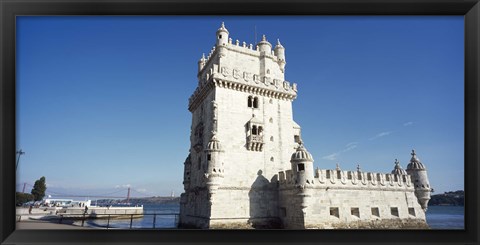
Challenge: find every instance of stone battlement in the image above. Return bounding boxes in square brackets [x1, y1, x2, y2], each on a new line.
[278, 169, 414, 190]
[201, 38, 281, 71]
[189, 65, 297, 111]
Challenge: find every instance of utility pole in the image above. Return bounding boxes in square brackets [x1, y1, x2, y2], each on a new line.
[16, 149, 25, 171]
[126, 187, 130, 204]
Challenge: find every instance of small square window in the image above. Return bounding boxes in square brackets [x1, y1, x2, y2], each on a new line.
[207, 154, 211, 161]
[351, 208, 360, 218]
[391, 207, 399, 217]
[330, 207, 339, 218]
[371, 207, 380, 217]
[294, 135, 300, 143]
[297, 164, 305, 171]
[408, 207, 416, 217]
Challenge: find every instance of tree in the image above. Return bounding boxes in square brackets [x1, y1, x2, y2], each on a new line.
[31, 176, 47, 201]
[15, 192, 34, 206]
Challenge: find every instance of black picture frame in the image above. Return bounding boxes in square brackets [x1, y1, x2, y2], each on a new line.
[1, 0, 478, 244]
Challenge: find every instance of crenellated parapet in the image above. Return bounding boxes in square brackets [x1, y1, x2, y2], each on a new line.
[278, 168, 414, 191]
[199, 33, 286, 76]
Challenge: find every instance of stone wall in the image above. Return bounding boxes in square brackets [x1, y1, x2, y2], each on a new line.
[278, 179, 426, 229]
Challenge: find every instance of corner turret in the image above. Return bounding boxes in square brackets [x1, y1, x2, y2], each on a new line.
[391, 159, 407, 175]
[290, 141, 315, 187]
[182, 154, 192, 191]
[274, 39, 286, 72]
[198, 53, 206, 74]
[257, 35, 272, 53]
[216, 22, 229, 47]
[406, 149, 432, 211]
[204, 132, 224, 200]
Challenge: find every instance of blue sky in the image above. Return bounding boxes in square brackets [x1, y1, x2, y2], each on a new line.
[16, 16, 464, 199]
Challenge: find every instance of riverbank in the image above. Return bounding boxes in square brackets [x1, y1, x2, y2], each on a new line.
[16, 220, 90, 229]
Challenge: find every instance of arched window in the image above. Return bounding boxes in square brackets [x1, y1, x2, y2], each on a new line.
[248, 96, 253, 108]
[258, 126, 263, 135]
[252, 125, 258, 135]
[253, 97, 259, 108]
[270, 136, 274, 142]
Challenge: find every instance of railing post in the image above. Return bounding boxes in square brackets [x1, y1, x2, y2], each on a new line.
[153, 214, 156, 229]
[107, 214, 110, 229]
[130, 214, 133, 229]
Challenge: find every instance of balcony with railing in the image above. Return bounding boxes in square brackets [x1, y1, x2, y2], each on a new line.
[247, 135, 264, 151]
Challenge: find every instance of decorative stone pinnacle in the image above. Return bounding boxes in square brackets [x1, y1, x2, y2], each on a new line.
[335, 163, 341, 171]
[411, 149, 416, 157]
[201, 53, 206, 60]
[221, 22, 225, 28]
[277, 39, 281, 45]
[262, 35, 266, 41]
[395, 159, 399, 165]
[357, 164, 361, 172]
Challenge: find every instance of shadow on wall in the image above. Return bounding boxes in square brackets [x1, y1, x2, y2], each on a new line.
[248, 170, 281, 229]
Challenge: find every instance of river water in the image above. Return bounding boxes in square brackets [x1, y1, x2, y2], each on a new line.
[84, 204, 464, 229]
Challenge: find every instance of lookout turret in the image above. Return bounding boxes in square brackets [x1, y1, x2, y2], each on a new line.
[391, 159, 407, 175]
[290, 141, 314, 187]
[274, 39, 286, 72]
[198, 53, 206, 74]
[204, 132, 224, 200]
[257, 35, 272, 53]
[406, 149, 432, 211]
[216, 22, 229, 47]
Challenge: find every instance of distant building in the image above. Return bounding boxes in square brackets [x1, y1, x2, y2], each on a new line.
[179, 23, 432, 229]
[42, 198, 73, 207]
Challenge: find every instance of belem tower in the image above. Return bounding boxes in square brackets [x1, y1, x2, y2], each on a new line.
[179, 23, 432, 229]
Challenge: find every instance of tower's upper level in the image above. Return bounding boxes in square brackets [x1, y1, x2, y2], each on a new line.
[189, 23, 297, 112]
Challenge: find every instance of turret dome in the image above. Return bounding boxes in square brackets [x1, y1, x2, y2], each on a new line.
[274, 39, 284, 50]
[391, 159, 407, 175]
[291, 141, 313, 162]
[257, 35, 272, 52]
[215, 22, 230, 47]
[206, 133, 221, 151]
[407, 149, 426, 170]
[216, 22, 229, 35]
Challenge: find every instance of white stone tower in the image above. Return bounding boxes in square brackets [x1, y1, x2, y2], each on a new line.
[179, 23, 300, 228]
[406, 149, 432, 211]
